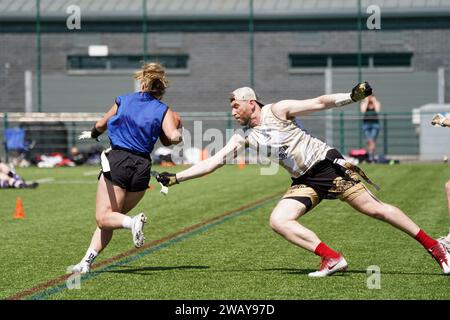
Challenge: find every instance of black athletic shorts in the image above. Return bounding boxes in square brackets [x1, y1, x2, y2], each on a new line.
[282, 149, 365, 211]
[100, 148, 151, 192]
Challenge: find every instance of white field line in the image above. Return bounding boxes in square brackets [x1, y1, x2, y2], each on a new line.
[83, 170, 99, 176]
[34, 178, 55, 183]
[34, 177, 97, 184]
[45, 181, 97, 184]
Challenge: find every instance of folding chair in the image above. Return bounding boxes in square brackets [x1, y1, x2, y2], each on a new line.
[4, 127, 33, 166]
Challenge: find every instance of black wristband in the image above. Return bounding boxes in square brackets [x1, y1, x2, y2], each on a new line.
[91, 126, 102, 139]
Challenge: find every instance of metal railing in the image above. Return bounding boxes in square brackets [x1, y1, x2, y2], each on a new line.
[0, 111, 425, 163]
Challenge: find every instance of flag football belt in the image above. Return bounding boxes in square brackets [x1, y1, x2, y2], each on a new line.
[332, 158, 380, 191]
[100, 147, 112, 173]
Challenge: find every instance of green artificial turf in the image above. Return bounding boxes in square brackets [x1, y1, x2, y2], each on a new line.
[1, 164, 449, 300]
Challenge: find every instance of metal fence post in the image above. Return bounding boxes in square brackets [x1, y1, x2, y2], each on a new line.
[383, 112, 388, 155]
[358, 109, 363, 148]
[71, 122, 76, 150]
[143, 0, 148, 62]
[36, 0, 42, 112]
[249, 0, 255, 87]
[357, 0, 362, 84]
[3, 113, 8, 162]
[227, 112, 233, 130]
[340, 111, 345, 153]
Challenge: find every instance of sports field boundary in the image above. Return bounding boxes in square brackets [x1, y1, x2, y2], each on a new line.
[5, 191, 284, 300]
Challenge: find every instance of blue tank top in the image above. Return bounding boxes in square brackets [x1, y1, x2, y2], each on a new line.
[107, 92, 168, 154]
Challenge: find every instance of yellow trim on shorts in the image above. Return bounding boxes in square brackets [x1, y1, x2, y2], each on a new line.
[282, 184, 321, 209]
[338, 182, 366, 202]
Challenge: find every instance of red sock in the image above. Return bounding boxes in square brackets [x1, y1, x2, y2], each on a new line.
[314, 242, 340, 259]
[415, 230, 438, 251]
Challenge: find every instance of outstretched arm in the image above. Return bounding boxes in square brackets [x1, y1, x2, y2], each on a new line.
[272, 82, 372, 120]
[157, 134, 246, 186]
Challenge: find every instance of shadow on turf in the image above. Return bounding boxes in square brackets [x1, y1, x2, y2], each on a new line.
[266, 268, 440, 277]
[105, 265, 210, 275]
[103, 266, 441, 277]
[203, 268, 440, 277]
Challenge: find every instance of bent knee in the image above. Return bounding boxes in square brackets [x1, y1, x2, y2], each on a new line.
[96, 212, 111, 229]
[96, 217, 107, 229]
[269, 214, 289, 234]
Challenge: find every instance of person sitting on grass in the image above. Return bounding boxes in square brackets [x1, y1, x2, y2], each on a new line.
[0, 161, 38, 189]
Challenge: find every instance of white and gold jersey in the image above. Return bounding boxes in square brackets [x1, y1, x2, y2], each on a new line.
[246, 104, 331, 178]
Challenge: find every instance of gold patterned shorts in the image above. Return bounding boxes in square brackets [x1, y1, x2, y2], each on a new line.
[282, 152, 366, 212]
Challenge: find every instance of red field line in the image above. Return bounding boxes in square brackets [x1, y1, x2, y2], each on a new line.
[6, 191, 283, 300]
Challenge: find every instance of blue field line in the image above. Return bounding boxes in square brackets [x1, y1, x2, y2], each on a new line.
[28, 197, 278, 300]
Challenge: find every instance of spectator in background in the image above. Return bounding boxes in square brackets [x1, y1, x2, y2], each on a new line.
[360, 95, 381, 163]
[69, 147, 86, 165]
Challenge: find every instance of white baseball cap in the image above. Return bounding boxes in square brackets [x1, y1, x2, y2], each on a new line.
[231, 87, 264, 107]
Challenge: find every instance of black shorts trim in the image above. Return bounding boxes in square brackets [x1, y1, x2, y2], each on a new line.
[284, 196, 314, 211]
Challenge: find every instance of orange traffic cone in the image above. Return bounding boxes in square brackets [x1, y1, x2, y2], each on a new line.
[13, 197, 25, 219]
[200, 149, 208, 161]
[237, 156, 246, 169]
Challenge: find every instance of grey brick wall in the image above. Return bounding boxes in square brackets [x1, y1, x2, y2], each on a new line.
[1, 29, 450, 113]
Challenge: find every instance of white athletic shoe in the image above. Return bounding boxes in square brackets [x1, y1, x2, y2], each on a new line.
[131, 213, 147, 248]
[437, 236, 450, 253]
[308, 255, 348, 278]
[429, 241, 450, 275]
[71, 261, 90, 274]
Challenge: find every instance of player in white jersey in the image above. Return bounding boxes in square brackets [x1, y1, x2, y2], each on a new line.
[158, 83, 450, 277]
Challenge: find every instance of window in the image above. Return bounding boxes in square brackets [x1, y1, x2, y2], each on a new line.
[67, 54, 189, 70]
[372, 53, 412, 67]
[289, 52, 412, 69]
[331, 54, 369, 67]
[290, 54, 328, 68]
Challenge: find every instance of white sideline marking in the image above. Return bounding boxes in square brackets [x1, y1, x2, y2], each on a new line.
[45, 180, 97, 184]
[83, 171, 99, 176]
[34, 178, 97, 184]
[35, 178, 55, 183]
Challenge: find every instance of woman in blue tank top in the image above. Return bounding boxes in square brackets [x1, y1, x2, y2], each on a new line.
[71, 63, 182, 274]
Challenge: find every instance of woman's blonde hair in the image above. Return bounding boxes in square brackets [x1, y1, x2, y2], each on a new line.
[134, 62, 169, 99]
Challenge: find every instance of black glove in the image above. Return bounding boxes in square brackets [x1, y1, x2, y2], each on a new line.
[156, 172, 179, 187]
[350, 81, 372, 102]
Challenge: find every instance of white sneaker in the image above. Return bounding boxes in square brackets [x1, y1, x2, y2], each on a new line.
[308, 255, 348, 278]
[71, 261, 90, 274]
[429, 241, 450, 275]
[131, 213, 147, 248]
[437, 236, 450, 253]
